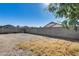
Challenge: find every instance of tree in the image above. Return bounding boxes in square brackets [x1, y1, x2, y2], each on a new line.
[48, 3, 79, 31]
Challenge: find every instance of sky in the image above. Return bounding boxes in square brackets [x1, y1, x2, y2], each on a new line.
[0, 3, 63, 27]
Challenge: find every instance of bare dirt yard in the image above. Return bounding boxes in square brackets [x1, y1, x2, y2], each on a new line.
[0, 33, 79, 56]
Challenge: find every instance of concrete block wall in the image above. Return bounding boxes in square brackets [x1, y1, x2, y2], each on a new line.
[25, 27, 79, 39]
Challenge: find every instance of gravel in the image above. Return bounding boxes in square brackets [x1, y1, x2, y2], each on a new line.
[0, 33, 71, 56]
[0, 33, 36, 56]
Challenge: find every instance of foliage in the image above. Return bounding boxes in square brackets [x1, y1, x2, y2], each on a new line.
[48, 3, 79, 31]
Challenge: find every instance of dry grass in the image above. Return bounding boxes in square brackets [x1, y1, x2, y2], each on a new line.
[1, 33, 79, 56]
[17, 38, 79, 56]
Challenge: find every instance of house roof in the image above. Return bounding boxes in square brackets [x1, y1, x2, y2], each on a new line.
[44, 22, 62, 27]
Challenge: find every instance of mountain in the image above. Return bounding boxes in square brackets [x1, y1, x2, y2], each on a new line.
[0, 24, 29, 33]
[3, 25, 16, 29]
[44, 22, 61, 27]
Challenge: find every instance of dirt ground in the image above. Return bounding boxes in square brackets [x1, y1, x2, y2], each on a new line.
[0, 33, 78, 56]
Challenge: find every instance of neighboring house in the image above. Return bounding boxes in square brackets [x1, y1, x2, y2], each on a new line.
[77, 22, 79, 27]
[44, 22, 79, 28]
[44, 22, 62, 28]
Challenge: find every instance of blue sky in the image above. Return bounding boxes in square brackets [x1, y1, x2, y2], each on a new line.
[0, 3, 62, 27]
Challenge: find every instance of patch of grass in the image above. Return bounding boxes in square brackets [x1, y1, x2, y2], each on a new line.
[17, 39, 79, 56]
